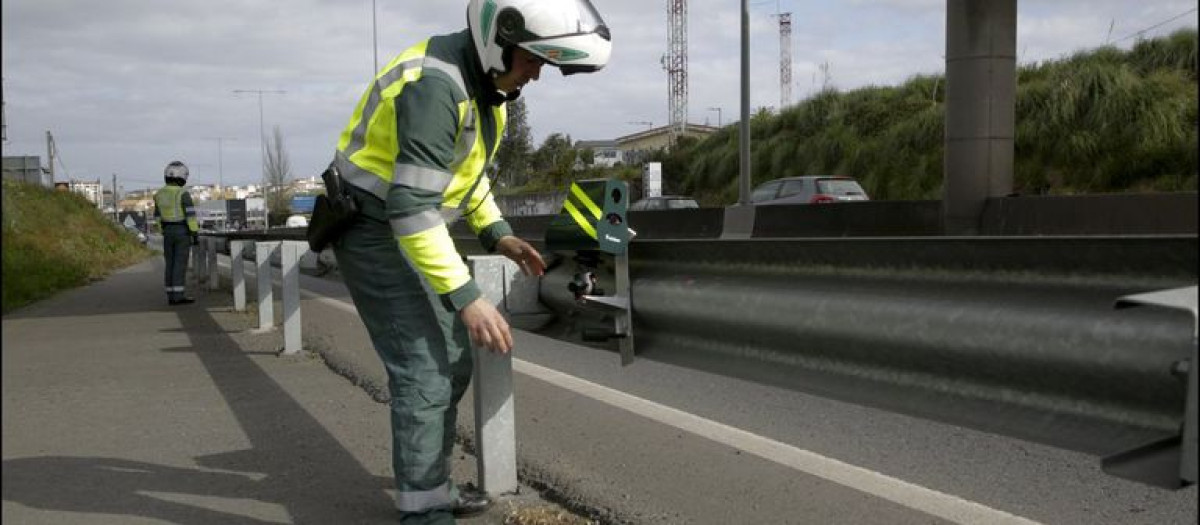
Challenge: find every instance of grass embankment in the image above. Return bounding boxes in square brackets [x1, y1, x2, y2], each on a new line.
[2, 179, 153, 314]
[661, 28, 1198, 204]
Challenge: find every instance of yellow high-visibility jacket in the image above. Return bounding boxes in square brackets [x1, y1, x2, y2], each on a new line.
[153, 184, 199, 234]
[333, 30, 513, 311]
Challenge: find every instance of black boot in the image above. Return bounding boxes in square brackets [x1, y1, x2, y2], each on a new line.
[452, 483, 492, 518]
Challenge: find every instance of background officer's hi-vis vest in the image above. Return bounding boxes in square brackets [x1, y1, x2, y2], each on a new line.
[154, 186, 198, 232]
[332, 38, 507, 296]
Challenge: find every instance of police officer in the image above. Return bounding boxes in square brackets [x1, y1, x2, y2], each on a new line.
[154, 160, 200, 305]
[327, 1, 611, 522]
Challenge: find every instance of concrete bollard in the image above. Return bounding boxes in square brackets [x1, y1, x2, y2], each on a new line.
[230, 240, 247, 312]
[255, 241, 281, 332]
[280, 241, 305, 355]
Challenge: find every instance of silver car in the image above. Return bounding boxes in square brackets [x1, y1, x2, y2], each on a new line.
[629, 195, 700, 211]
[750, 176, 870, 205]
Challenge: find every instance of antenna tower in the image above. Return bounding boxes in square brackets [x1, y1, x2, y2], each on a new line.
[778, 12, 792, 108]
[663, 0, 688, 138]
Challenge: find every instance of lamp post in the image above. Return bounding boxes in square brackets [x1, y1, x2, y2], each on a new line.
[232, 89, 285, 228]
[203, 136, 236, 200]
[372, 0, 380, 74]
[707, 107, 722, 127]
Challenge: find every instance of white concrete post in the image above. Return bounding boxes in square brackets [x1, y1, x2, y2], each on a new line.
[466, 255, 521, 495]
[206, 237, 220, 290]
[189, 238, 202, 285]
[195, 237, 208, 285]
[255, 241, 280, 332]
[230, 240, 247, 311]
[280, 241, 304, 355]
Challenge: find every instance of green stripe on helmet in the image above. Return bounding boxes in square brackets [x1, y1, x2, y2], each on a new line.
[481, 0, 497, 42]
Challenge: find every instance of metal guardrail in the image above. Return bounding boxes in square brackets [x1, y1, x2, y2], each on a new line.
[533, 236, 1197, 486]
[200, 212, 1198, 489]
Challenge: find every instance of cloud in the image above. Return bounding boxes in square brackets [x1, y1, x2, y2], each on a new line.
[1, 0, 1194, 189]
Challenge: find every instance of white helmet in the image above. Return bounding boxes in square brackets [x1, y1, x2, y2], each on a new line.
[468, 0, 612, 77]
[164, 160, 189, 182]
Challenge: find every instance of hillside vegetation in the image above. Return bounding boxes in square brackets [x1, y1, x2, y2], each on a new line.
[2, 180, 153, 314]
[656, 29, 1198, 205]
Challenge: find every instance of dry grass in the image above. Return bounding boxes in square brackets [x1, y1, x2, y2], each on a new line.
[503, 503, 598, 525]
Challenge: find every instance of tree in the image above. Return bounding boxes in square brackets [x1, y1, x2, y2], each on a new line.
[495, 99, 533, 188]
[264, 125, 293, 226]
[530, 132, 576, 187]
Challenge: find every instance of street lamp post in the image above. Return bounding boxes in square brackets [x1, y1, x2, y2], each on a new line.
[232, 89, 285, 228]
[203, 136, 236, 200]
[372, 0, 380, 74]
[707, 107, 722, 127]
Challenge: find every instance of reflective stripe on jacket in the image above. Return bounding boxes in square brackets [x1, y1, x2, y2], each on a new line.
[154, 185, 199, 233]
[334, 30, 512, 309]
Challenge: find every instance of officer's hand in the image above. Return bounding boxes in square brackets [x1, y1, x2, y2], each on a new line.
[461, 298, 513, 354]
[495, 236, 546, 277]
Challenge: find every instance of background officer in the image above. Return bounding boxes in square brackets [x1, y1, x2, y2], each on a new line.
[153, 160, 199, 305]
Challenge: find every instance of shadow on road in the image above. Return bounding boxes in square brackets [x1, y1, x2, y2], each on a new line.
[3, 274, 397, 524]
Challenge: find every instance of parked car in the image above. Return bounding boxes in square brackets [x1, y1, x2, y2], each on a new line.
[750, 176, 870, 205]
[629, 195, 700, 211]
[285, 215, 310, 228]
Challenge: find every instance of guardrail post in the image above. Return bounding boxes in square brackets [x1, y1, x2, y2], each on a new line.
[280, 241, 304, 355]
[230, 240, 247, 312]
[466, 255, 521, 495]
[196, 237, 209, 285]
[206, 238, 220, 291]
[254, 241, 281, 332]
[189, 238, 202, 286]
[1106, 285, 1199, 489]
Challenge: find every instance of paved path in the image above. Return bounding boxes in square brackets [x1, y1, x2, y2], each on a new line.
[2, 257, 561, 524]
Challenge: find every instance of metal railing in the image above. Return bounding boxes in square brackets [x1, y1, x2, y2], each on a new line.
[196, 207, 1199, 489]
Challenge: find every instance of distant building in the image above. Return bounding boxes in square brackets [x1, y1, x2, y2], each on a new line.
[574, 140, 624, 168]
[67, 180, 105, 208]
[2, 156, 50, 187]
[612, 123, 718, 166]
[119, 196, 155, 212]
[292, 175, 323, 194]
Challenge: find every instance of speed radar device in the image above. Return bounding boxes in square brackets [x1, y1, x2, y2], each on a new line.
[544, 179, 637, 364]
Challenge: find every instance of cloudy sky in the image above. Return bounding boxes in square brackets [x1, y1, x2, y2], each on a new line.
[2, 0, 1196, 192]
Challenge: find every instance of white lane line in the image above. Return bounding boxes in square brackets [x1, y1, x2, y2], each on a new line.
[239, 267, 1038, 525]
[514, 360, 1043, 525]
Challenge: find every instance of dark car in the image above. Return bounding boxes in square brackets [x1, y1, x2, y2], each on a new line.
[628, 195, 700, 211]
[750, 176, 870, 205]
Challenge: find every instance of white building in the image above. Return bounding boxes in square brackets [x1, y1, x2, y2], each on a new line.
[575, 140, 625, 168]
[68, 180, 105, 208]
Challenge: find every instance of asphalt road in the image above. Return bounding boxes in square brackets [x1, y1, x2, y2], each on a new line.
[5, 251, 1196, 525]
[1, 258, 567, 525]
[289, 256, 1198, 524]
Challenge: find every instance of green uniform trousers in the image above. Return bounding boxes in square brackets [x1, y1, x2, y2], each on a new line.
[161, 222, 193, 302]
[333, 186, 472, 524]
